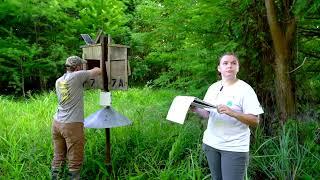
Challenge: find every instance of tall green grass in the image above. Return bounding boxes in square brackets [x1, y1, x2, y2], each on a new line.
[0, 88, 319, 179]
[250, 121, 320, 179]
[0, 88, 208, 179]
[0, 93, 56, 179]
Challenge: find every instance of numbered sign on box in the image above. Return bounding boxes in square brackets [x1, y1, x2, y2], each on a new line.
[81, 39, 130, 90]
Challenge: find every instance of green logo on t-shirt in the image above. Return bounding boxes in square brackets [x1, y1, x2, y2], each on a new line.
[227, 101, 232, 106]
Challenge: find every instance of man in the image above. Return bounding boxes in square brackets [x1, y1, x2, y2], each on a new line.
[52, 56, 101, 179]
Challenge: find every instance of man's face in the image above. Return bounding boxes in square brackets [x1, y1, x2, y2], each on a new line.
[218, 55, 239, 79]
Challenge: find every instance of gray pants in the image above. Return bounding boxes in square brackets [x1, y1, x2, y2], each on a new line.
[202, 144, 249, 180]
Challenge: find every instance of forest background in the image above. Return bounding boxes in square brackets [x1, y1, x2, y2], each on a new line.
[0, 0, 319, 179]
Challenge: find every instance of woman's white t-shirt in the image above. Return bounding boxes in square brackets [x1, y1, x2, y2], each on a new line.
[202, 80, 264, 152]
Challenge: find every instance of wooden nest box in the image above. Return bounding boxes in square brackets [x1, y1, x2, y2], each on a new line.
[81, 32, 130, 90]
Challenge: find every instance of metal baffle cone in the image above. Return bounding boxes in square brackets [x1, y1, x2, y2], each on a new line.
[84, 107, 132, 128]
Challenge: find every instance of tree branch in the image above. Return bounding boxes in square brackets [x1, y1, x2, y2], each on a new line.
[298, 28, 320, 37]
[288, 57, 306, 73]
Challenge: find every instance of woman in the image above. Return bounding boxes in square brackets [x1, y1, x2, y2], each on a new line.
[192, 53, 264, 180]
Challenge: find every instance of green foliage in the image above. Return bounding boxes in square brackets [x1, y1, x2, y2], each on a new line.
[1, 89, 319, 179]
[1, 0, 319, 123]
[130, 0, 320, 121]
[77, 0, 130, 38]
[293, 0, 320, 118]
[0, 88, 208, 179]
[0, 36, 43, 94]
[250, 120, 320, 179]
[131, 0, 238, 93]
[0, 0, 131, 95]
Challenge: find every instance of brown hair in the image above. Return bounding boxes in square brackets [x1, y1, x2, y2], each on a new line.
[218, 52, 239, 64]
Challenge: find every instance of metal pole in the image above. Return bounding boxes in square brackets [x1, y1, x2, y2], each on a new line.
[101, 35, 112, 173]
[105, 128, 112, 172]
[101, 35, 108, 91]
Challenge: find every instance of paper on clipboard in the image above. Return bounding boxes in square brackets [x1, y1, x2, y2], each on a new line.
[166, 96, 216, 124]
[166, 96, 195, 124]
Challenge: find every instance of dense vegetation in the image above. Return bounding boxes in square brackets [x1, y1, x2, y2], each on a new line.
[0, 0, 319, 179]
[1, 0, 319, 121]
[0, 89, 319, 179]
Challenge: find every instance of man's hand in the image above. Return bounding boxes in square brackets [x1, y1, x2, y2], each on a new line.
[88, 67, 102, 77]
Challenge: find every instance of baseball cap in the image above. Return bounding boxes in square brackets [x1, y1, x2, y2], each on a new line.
[65, 56, 87, 67]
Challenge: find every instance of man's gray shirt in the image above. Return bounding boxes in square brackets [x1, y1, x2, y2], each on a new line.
[54, 70, 90, 123]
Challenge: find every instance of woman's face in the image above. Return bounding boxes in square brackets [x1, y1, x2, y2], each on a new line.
[218, 55, 239, 80]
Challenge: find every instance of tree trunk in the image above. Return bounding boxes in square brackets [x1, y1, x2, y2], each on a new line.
[264, 0, 296, 122]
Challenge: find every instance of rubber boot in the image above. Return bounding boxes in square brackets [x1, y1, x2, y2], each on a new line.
[68, 170, 80, 180]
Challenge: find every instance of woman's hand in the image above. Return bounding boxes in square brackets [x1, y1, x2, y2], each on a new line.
[217, 104, 259, 127]
[217, 104, 235, 117]
[189, 105, 196, 112]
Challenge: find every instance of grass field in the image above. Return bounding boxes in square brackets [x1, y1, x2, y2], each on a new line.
[0, 88, 209, 179]
[0, 88, 319, 179]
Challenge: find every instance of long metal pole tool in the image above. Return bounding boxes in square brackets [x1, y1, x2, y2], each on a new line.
[100, 35, 112, 173]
